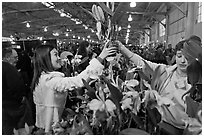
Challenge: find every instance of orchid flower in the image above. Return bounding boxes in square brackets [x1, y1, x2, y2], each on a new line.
[120, 91, 140, 111]
[124, 79, 139, 87]
[71, 55, 82, 65]
[88, 87, 116, 116]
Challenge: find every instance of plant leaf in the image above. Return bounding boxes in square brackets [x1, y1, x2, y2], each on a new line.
[101, 75, 123, 110]
[185, 96, 201, 118]
[82, 79, 96, 99]
[111, 2, 124, 24]
[98, 2, 114, 16]
[119, 128, 149, 135]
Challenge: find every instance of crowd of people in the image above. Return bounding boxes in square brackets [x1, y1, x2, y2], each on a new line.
[2, 35, 202, 135]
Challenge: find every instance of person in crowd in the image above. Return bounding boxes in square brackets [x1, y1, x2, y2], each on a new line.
[182, 36, 202, 101]
[16, 50, 33, 88]
[76, 41, 97, 73]
[2, 47, 33, 134]
[114, 39, 193, 134]
[31, 43, 116, 134]
[164, 43, 175, 65]
[154, 46, 167, 64]
[181, 36, 202, 135]
[60, 51, 74, 77]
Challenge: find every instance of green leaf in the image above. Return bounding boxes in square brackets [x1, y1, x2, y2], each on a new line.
[95, 110, 108, 122]
[150, 65, 167, 92]
[82, 79, 96, 99]
[101, 75, 123, 110]
[185, 96, 201, 118]
[98, 2, 114, 16]
[131, 113, 144, 129]
[119, 128, 149, 135]
[111, 2, 124, 24]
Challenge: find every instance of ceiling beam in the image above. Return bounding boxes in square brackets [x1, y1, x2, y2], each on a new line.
[169, 2, 186, 16]
[126, 11, 167, 16]
[2, 8, 52, 15]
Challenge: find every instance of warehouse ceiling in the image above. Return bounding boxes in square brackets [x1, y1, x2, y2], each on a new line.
[2, 2, 180, 44]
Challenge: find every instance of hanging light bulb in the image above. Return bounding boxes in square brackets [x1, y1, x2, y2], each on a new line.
[44, 27, 48, 32]
[26, 22, 30, 28]
[126, 38, 129, 44]
[127, 29, 130, 33]
[128, 14, 132, 22]
[128, 24, 131, 28]
[60, 12, 66, 17]
[130, 2, 136, 7]
[118, 26, 122, 31]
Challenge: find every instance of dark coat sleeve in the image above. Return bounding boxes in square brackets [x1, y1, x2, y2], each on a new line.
[2, 62, 27, 103]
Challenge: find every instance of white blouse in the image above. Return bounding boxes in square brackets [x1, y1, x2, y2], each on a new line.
[33, 58, 104, 132]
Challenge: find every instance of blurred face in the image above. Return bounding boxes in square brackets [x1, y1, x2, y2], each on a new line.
[168, 44, 172, 49]
[86, 44, 91, 52]
[50, 48, 61, 70]
[8, 49, 18, 66]
[175, 50, 188, 72]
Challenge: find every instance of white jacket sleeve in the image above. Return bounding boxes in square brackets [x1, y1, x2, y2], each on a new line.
[46, 58, 104, 92]
[131, 53, 166, 75]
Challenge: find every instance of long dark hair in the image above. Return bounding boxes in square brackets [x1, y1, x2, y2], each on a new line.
[31, 45, 55, 91]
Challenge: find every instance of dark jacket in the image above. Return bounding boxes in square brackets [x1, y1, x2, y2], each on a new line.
[2, 61, 27, 108]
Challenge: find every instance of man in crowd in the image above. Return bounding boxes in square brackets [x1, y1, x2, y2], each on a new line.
[2, 46, 33, 134]
[164, 44, 175, 65]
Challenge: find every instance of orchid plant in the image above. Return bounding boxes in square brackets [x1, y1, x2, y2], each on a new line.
[30, 3, 201, 135]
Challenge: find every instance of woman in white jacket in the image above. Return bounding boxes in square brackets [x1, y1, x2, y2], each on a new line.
[31, 43, 116, 133]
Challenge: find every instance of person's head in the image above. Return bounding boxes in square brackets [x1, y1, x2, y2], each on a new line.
[31, 45, 61, 90]
[34, 45, 61, 72]
[60, 51, 73, 66]
[183, 36, 202, 85]
[2, 47, 18, 67]
[182, 36, 202, 65]
[174, 40, 188, 72]
[189, 35, 201, 45]
[167, 44, 172, 49]
[77, 41, 90, 57]
[60, 51, 73, 60]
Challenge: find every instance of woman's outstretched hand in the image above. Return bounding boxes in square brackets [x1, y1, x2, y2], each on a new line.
[114, 40, 124, 52]
[98, 40, 117, 60]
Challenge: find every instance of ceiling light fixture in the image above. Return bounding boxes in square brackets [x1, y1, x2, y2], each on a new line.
[26, 22, 30, 28]
[130, 2, 136, 7]
[44, 27, 48, 32]
[128, 14, 132, 22]
[53, 32, 59, 36]
[126, 38, 129, 44]
[118, 26, 122, 31]
[60, 12, 66, 17]
[128, 24, 131, 28]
